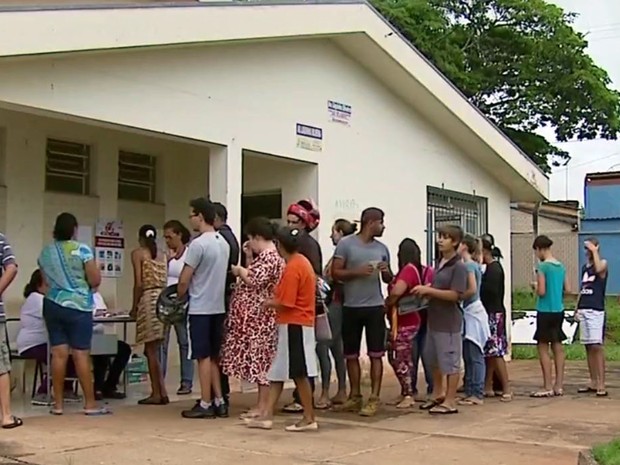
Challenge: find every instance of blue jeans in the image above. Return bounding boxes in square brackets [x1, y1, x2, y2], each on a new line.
[463, 339, 485, 399]
[160, 319, 194, 386]
[411, 323, 433, 395]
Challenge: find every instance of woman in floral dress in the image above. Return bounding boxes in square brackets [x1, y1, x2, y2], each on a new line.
[221, 217, 284, 419]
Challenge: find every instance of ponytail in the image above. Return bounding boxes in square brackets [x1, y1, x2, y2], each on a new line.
[24, 269, 43, 298]
[138, 224, 158, 260]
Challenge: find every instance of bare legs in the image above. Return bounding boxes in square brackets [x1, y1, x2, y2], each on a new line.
[198, 357, 222, 403]
[249, 378, 316, 430]
[347, 358, 362, 397]
[140, 340, 168, 403]
[585, 344, 606, 392]
[0, 372, 15, 426]
[50, 345, 97, 411]
[484, 357, 511, 396]
[534, 342, 564, 395]
[72, 349, 97, 410]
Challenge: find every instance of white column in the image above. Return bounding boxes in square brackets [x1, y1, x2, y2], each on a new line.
[209, 142, 242, 235]
[93, 140, 119, 307]
[4, 115, 46, 313]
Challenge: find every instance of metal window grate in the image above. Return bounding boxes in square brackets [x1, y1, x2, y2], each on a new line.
[45, 139, 91, 195]
[426, 186, 488, 265]
[118, 151, 157, 203]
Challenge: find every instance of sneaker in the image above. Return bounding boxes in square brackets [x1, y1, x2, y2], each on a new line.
[65, 391, 83, 404]
[359, 396, 380, 417]
[102, 390, 126, 400]
[31, 393, 52, 406]
[177, 383, 192, 396]
[214, 402, 229, 418]
[181, 402, 216, 419]
[334, 395, 363, 413]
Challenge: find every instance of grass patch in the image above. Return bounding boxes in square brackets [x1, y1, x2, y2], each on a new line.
[512, 290, 620, 362]
[593, 438, 620, 465]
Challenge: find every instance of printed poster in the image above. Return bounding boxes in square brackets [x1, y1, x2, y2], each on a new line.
[296, 123, 323, 152]
[327, 100, 352, 125]
[95, 219, 125, 278]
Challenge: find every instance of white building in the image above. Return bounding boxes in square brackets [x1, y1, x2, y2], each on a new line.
[0, 1, 547, 326]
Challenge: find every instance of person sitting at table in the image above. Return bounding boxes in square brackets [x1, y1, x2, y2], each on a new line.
[16, 269, 80, 405]
[91, 290, 132, 400]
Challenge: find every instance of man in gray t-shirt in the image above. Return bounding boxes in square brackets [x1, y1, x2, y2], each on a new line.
[332, 207, 393, 417]
[178, 198, 230, 420]
[413, 225, 467, 415]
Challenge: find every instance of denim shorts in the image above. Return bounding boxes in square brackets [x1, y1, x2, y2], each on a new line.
[43, 299, 93, 350]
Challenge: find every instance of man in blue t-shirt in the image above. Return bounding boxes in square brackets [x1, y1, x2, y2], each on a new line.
[576, 237, 608, 397]
[531, 235, 568, 398]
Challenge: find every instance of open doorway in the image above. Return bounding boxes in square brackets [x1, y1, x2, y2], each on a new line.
[241, 190, 282, 227]
[242, 150, 318, 225]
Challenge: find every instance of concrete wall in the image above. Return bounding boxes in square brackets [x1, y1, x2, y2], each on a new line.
[0, 38, 513, 314]
[0, 109, 209, 315]
[510, 209, 574, 234]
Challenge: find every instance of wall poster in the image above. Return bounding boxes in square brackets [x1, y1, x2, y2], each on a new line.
[95, 219, 125, 278]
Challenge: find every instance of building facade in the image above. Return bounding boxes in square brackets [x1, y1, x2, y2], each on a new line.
[0, 1, 547, 346]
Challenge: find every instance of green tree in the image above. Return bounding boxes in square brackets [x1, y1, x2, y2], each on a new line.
[372, 0, 620, 172]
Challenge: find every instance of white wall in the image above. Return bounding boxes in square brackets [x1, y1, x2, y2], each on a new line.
[0, 38, 513, 312]
[243, 152, 318, 222]
[0, 109, 209, 316]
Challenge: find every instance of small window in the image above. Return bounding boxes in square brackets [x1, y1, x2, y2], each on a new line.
[45, 139, 91, 195]
[118, 151, 157, 203]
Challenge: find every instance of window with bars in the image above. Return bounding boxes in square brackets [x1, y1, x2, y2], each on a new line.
[45, 139, 91, 195]
[426, 186, 488, 265]
[118, 151, 157, 203]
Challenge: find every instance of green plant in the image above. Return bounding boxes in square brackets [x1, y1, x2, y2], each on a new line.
[593, 438, 620, 465]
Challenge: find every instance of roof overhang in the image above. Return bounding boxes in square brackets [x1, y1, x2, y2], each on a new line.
[0, 0, 548, 201]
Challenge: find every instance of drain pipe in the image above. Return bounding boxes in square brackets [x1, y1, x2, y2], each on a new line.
[533, 201, 543, 236]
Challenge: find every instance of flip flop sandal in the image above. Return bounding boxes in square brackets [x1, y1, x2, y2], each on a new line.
[596, 390, 609, 397]
[2, 416, 23, 429]
[84, 407, 112, 416]
[49, 409, 63, 416]
[500, 393, 513, 402]
[419, 399, 441, 410]
[553, 389, 564, 397]
[578, 387, 597, 394]
[314, 401, 331, 410]
[429, 404, 459, 415]
[530, 390, 554, 398]
[282, 403, 303, 413]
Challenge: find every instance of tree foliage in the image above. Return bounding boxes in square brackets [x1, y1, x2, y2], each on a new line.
[372, 0, 620, 172]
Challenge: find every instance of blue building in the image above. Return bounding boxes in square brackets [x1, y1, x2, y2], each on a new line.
[579, 171, 620, 294]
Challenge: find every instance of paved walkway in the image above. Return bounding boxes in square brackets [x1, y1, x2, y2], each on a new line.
[0, 361, 617, 465]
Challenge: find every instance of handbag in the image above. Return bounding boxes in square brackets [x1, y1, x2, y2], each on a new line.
[396, 264, 429, 316]
[397, 294, 429, 316]
[315, 307, 333, 342]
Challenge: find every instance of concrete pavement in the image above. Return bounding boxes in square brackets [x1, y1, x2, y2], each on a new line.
[0, 361, 616, 465]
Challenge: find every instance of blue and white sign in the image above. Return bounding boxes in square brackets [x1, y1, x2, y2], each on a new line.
[296, 123, 323, 152]
[328, 100, 352, 125]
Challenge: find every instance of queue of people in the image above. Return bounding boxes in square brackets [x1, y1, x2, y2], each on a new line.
[0, 196, 610, 432]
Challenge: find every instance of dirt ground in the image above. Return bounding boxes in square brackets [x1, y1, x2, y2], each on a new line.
[0, 360, 616, 465]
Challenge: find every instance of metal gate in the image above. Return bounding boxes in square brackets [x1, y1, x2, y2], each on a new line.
[426, 187, 488, 265]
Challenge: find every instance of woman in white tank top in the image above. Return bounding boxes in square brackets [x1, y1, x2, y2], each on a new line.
[161, 220, 194, 395]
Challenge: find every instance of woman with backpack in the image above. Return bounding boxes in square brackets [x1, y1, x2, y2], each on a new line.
[384, 239, 433, 409]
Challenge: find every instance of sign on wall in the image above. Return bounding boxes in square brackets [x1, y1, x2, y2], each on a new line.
[327, 100, 352, 125]
[296, 123, 323, 152]
[95, 219, 125, 278]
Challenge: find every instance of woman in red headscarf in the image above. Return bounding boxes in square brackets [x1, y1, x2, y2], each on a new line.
[282, 199, 322, 413]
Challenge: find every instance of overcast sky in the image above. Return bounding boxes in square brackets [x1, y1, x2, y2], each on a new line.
[545, 0, 620, 203]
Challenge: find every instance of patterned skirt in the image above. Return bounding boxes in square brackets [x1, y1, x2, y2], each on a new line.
[484, 312, 508, 358]
[136, 288, 165, 345]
